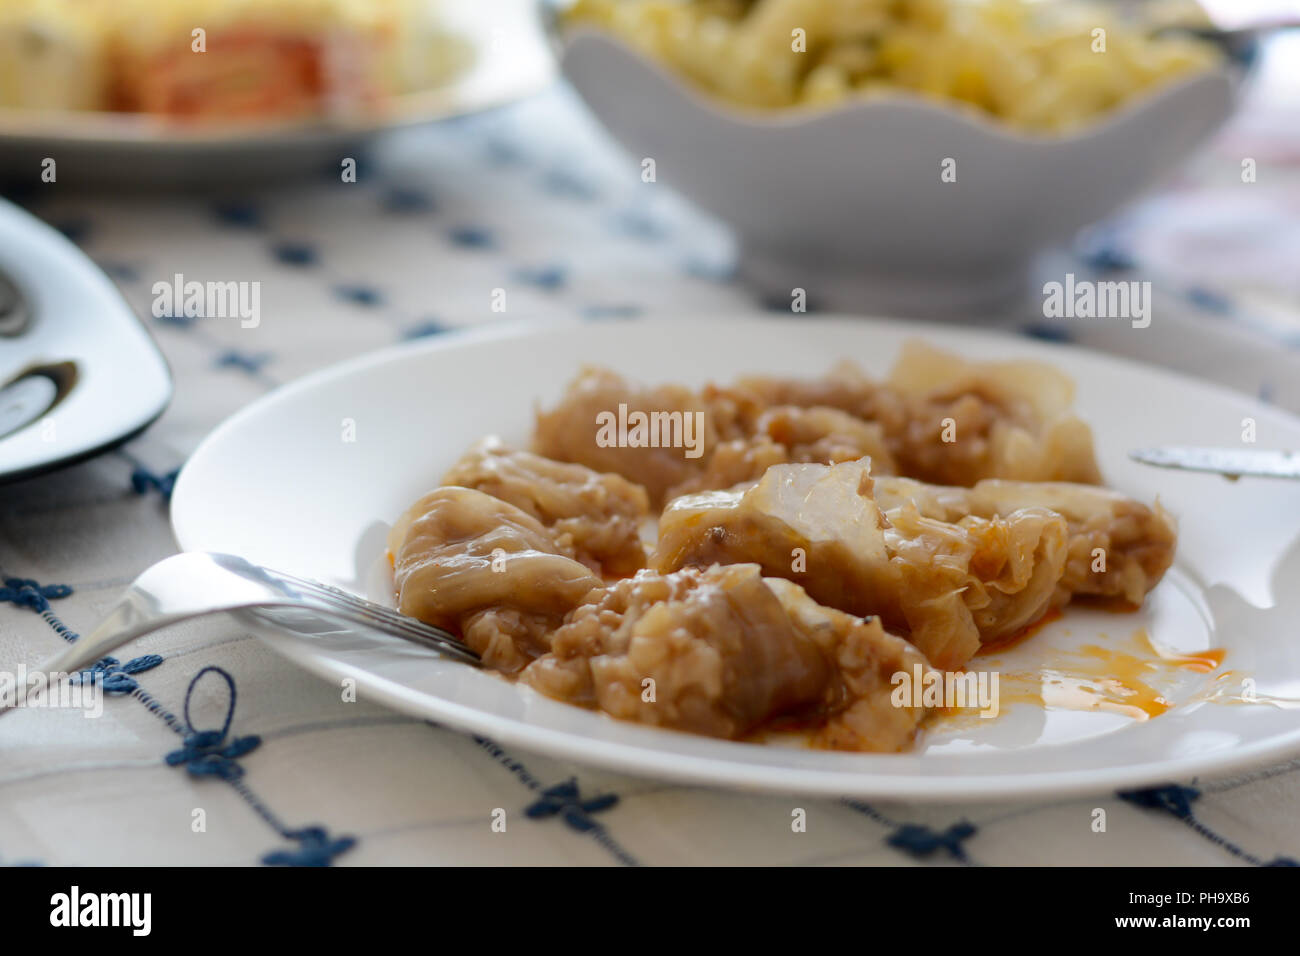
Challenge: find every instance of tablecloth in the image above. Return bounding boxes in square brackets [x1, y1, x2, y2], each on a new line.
[1, 37, 1299, 867]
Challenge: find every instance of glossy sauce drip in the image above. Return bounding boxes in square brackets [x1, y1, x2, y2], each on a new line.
[1141, 631, 1225, 673]
[982, 628, 1227, 722]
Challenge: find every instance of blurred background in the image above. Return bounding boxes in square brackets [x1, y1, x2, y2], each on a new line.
[1, 0, 1298, 484]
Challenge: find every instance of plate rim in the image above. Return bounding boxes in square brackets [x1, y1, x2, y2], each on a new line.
[172, 314, 1300, 800]
[245, 618, 1300, 802]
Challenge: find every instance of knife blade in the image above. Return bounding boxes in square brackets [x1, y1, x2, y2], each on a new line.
[1129, 447, 1300, 480]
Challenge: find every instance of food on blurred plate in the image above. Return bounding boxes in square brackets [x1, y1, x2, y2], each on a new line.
[0, 1, 106, 113]
[564, 0, 1221, 132]
[389, 339, 1178, 752]
[0, 0, 454, 121]
[536, 340, 1102, 504]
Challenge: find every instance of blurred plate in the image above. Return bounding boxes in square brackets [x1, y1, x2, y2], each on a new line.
[0, 199, 170, 483]
[171, 317, 1300, 800]
[0, 0, 554, 185]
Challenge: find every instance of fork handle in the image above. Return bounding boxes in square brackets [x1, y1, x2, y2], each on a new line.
[21, 603, 210, 703]
[35, 610, 162, 676]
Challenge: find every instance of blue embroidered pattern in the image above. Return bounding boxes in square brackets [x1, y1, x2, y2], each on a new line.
[334, 283, 385, 308]
[844, 800, 978, 864]
[165, 666, 355, 865]
[215, 350, 274, 376]
[1, 578, 72, 613]
[1076, 230, 1135, 272]
[166, 668, 262, 780]
[473, 736, 638, 866]
[101, 262, 140, 282]
[212, 200, 264, 229]
[1119, 785, 1298, 867]
[581, 304, 643, 321]
[541, 167, 599, 201]
[610, 208, 667, 241]
[525, 779, 619, 832]
[888, 823, 978, 861]
[2, 580, 356, 867]
[263, 827, 357, 867]
[1020, 323, 1074, 344]
[51, 217, 91, 244]
[1186, 286, 1232, 314]
[75, 654, 164, 695]
[2, 577, 79, 644]
[382, 186, 435, 214]
[512, 264, 568, 291]
[402, 320, 447, 340]
[448, 225, 496, 249]
[130, 466, 181, 502]
[153, 310, 202, 329]
[272, 240, 320, 267]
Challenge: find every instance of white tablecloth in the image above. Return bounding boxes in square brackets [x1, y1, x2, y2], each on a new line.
[2, 49, 1299, 866]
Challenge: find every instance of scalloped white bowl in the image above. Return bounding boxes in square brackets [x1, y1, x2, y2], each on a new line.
[560, 29, 1235, 316]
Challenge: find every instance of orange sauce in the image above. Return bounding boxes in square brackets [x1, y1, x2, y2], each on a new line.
[1024, 642, 1174, 720]
[1140, 631, 1225, 673]
[972, 628, 1227, 723]
[1074, 594, 1143, 614]
[976, 607, 1062, 656]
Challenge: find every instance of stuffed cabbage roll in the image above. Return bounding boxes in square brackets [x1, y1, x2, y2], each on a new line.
[532, 366, 715, 504]
[534, 341, 1101, 505]
[652, 458, 1070, 669]
[442, 438, 650, 577]
[389, 487, 602, 672]
[717, 342, 1101, 487]
[521, 563, 935, 751]
[669, 404, 898, 498]
[872, 477, 1177, 608]
[884, 341, 1102, 486]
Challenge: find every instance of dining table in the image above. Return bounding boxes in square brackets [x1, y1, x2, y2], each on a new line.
[1, 35, 1299, 867]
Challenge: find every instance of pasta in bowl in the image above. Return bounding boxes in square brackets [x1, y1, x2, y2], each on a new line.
[562, 0, 1222, 133]
[553, 0, 1236, 315]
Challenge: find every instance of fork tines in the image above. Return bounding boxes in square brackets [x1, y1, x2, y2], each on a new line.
[277, 572, 479, 663]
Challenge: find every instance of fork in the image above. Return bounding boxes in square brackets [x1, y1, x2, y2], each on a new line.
[2, 552, 477, 714]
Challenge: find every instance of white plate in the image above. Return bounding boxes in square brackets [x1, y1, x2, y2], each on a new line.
[171, 317, 1300, 801]
[0, 0, 554, 183]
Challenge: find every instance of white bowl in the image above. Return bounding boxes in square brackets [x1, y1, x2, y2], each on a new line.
[560, 28, 1235, 317]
